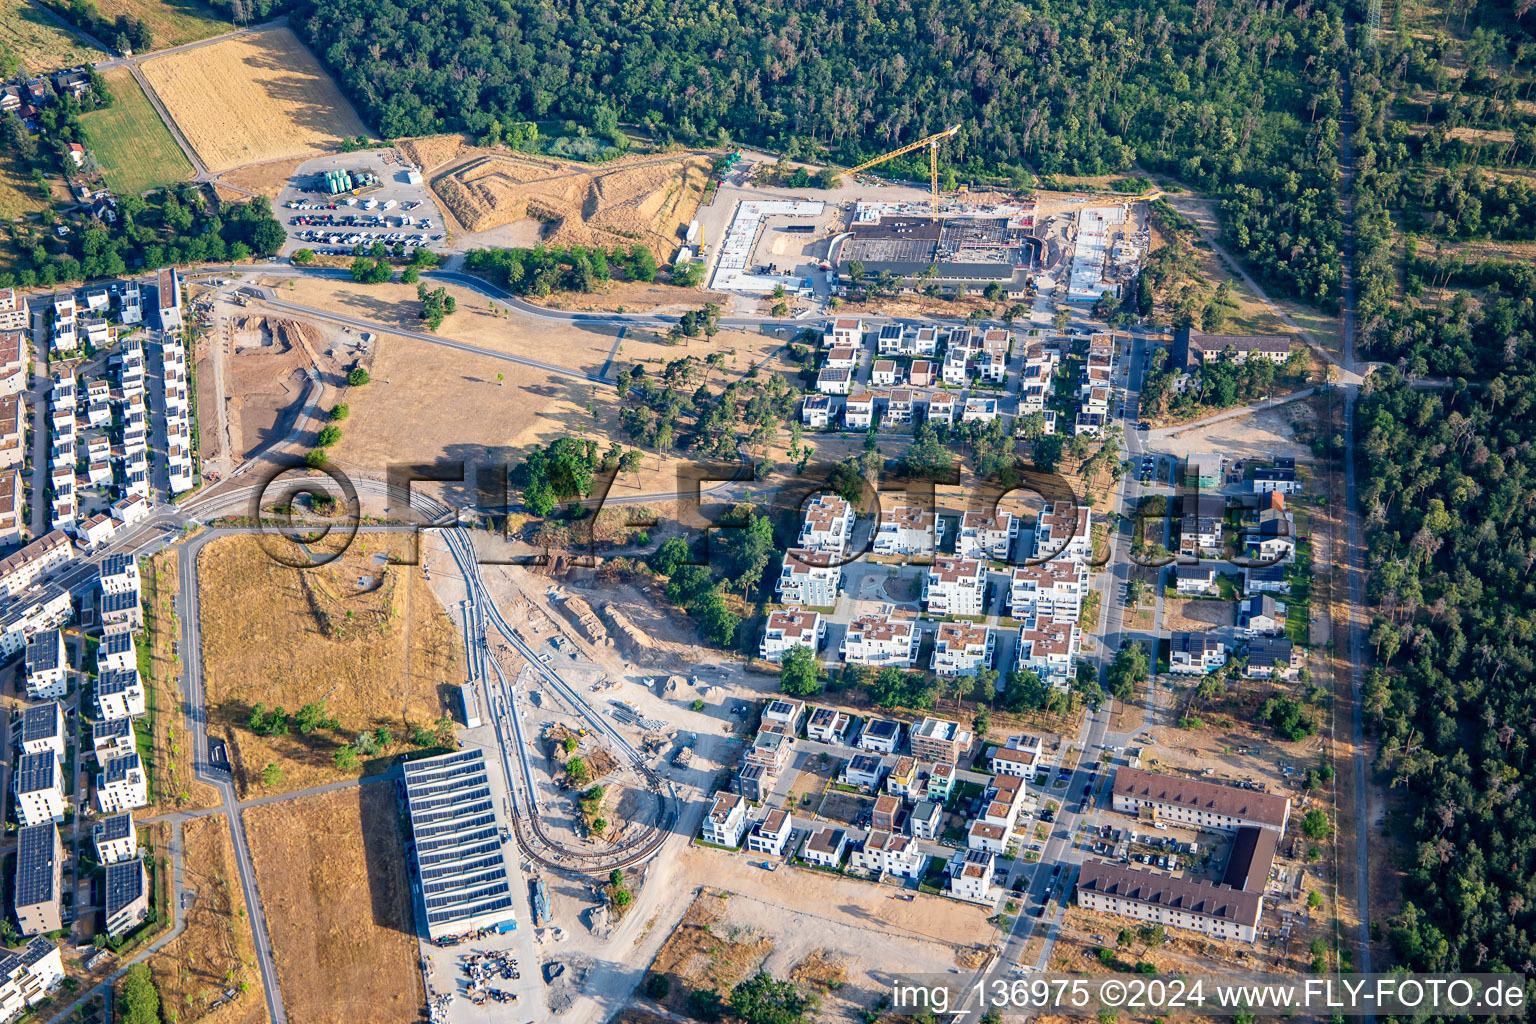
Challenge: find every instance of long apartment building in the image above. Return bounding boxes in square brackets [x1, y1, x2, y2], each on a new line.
[0, 531, 73, 597]
[1110, 767, 1291, 834]
[13, 825, 61, 936]
[840, 610, 920, 668]
[923, 557, 985, 617]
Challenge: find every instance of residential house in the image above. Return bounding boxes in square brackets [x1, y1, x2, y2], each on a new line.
[817, 367, 852, 395]
[926, 392, 955, 425]
[1172, 328, 1291, 370]
[850, 830, 924, 878]
[91, 719, 135, 764]
[930, 622, 993, 678]
[111, 494, 151, 527]
[799, 494, 854, 554]
[858, 718, 901, 753]
[961, 397, 998, 424]
[1179, 494, 1225, 558]
[957, 509, 1016, 561]
[823, 317, 863, 347]
[0, 939, 65, 1019]
[1016, 617, 1081, 687]
[844, 392, 874, 429]
[23, 631, 66, 700]
[871, 359, 899, 387]
[841, 611, 920, 668]
[0, 471, 19, 547]
[759, 608, 823, 663]
[76, 514, 115, 550]
[105, 856, 149, 937]
[1243, 509, 1296, 564]
[776, 549, 841, 607]
[823, 346, 858, 370]
[1252, 467, 1300, 494]
[1111, 766, 1291, 834]
[13, 753, 62, 826]
[924, 557, 985, 617]
[871, 792, 901, 831]
[119, 281, 143, 325]
[1238, 594, 1286, 637]
[96, 752, 148, 813]
[800, 827, 848, 868]
[19, 703, 63, 759]
[843, 753, 884, 790]
[762, 698, 805, 731]
[884, 389, 914, 426]
[909, 800, 942, 840]
[1184, 452, 1224, 490]
[909, 325, 940, 356]
[873, 504, 939, 558]
[701, 793, 748, 847]
[990, 734, 1044, 780]
[800, 395, 831, 428]
[1173, 563, 1218, 597]
[907, 359, 935, 387]
[948, 849, 998, 905]
[923, 762, 955, 802]
[1243, 564, 1291, 595]
[92, 814, 137, 866]
[1244, 637, 1301, 680]
[94, 667, 146, 721]
[1168, 632, 1227, 675]
[942, 345, 970, 385]
[746, 808, 791, 857]
[156, 268, 181, 331]
[876, 323, 906, 354]
[805, 706, 850, 743]
[885, 757, 918, 798]
[13, 825, 61, 936]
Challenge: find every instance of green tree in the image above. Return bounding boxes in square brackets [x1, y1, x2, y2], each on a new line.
[1301, 809, 1329, 840]
[347, 367, 371, 386]
[118, 963, 162, 1024]
[260, 763, 283, 787]
[778, 644, 822, 696]
[333, 746, 360, 771]
[315, 424, 342, 447]
[729, 972, 817, 1024]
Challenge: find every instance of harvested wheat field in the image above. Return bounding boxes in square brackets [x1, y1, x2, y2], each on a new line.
[434, 149, 713, 259]
[196, 532, 461, 795]
[245, 784, 422, 1024]
[141, 26, 370, 172]
[149, 817, 267, 1024]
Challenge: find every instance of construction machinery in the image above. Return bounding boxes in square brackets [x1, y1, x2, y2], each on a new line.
[839, 123, 962, 206]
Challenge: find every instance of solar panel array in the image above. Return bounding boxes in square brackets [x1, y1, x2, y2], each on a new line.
[402, 750, 515, 936]
[14, 824, 57, 906]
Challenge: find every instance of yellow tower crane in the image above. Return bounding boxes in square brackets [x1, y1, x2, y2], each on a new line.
[839, 123, 962, 207]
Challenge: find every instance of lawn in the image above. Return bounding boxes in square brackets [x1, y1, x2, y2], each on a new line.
[79, 67, 191, 193]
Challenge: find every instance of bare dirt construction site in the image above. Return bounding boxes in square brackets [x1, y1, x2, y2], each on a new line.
[195, 532, 461, 795]
[215, 155, 312, 199]
[221, 313, 348, 460]
[149, 816, 266, 1024]
[140, 26, 371, 171]
[417, 142, 712, 259]
[640, 860, 997, 1021]
[245, 783, 423, 1024]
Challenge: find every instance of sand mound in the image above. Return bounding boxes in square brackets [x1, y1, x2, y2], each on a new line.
[432, 150, 713, 260]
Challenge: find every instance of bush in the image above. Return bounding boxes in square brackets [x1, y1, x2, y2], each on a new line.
[330, 404, 349, 421]
[315, 424, 342, 447]
[644, 974, 671, 1000]
[347, 367, 371, 386]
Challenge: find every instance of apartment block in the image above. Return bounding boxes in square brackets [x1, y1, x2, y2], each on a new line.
[19, 703, 64, 759]
[930, 622, 993, 678]
[1016, 616, 1081, 686]
[1111, 767, 1291, 834]
[923, 557, 985, 617]
[1008, 561, 1087, 620]
[96, 752, 149, 814]
[910, 715, 973, 763]
[872, 504, 939, 558]
[798, 494, 854, 554]
[957, 509, 1017, 562]
[23, 630, 66, 700]
[776, 549, 841, 607]
[13, 753, 63, 826]
[13, 825, 61, 936]
[92, 813, 138, 866]
[840, 610, 920, 668]
[759, 608, 824, 663]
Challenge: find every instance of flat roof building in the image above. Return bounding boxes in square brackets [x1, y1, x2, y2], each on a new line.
[104, 856, 149, 937]
[401, 750, 516, 940]
[13, 825, 61, 936]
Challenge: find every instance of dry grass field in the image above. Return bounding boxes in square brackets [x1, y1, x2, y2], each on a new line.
[0, 151, 50, 221]
[429, 147, 712, 259]
[149, 817, 267, 1024]
[91, 0, 227, 48]
[195, 533, 461, 795]
[245, 784, 422, 1024]
[141, 26, 370, 172]
[0, 0, 96, 71]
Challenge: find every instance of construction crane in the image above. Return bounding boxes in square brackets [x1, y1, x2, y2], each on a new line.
[839, 123, 962, 207]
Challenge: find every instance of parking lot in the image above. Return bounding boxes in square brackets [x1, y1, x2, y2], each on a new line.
[273, 150, 451, 258]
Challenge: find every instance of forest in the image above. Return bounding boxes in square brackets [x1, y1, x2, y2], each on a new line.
[297, 0, 1349, 306]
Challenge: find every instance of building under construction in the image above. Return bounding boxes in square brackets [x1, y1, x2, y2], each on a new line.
[831, 202, 1047, 296]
